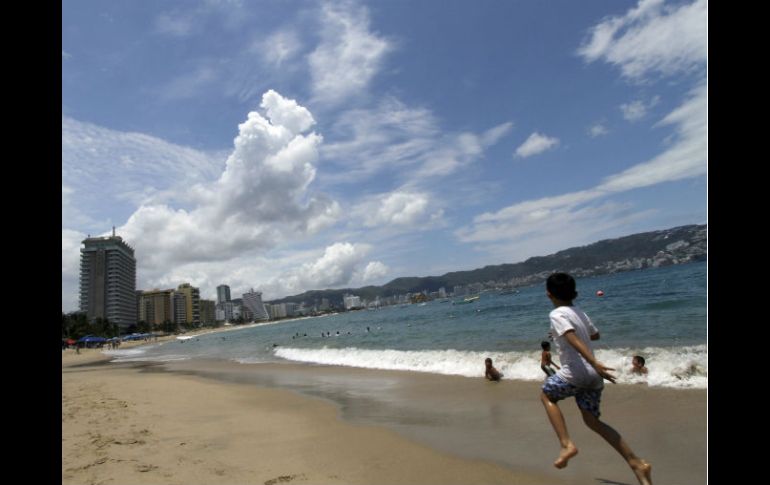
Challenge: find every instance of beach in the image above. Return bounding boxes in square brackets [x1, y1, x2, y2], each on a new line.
[62, 350, 706, 485]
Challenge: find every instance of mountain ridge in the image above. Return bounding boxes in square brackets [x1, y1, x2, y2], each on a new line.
[269, 224, 706, 307]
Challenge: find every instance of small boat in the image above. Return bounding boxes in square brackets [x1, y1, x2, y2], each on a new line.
[452, 295, 480, 305]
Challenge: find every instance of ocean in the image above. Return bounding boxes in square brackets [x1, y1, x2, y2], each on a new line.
[110, 261, 707, 389]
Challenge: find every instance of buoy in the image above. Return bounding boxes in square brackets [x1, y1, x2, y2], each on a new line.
[596, 290, 604, 296]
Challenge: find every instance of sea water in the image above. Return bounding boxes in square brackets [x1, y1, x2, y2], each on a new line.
[110, 261, 707, 389]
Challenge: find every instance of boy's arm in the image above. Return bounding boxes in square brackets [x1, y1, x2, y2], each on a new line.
[562, 330, 616, 383]
[545, 352, 561, 369]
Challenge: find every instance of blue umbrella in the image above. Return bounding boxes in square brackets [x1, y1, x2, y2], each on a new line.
[77, 335, 107, 343]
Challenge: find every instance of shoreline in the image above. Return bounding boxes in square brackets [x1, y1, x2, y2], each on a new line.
[63, 352, 706, 484]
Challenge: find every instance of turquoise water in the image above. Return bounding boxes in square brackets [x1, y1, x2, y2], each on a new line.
[112, 261, 707, 388]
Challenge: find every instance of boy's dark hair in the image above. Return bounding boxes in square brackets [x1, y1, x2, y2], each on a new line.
[633, 355, 646, 366]
[485, 357, 492, 364]
[541, 341, 551, 350]
[546, 272, 578, 301]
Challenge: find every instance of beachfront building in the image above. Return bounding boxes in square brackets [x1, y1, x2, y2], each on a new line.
[343, 294, 362, 310]
[215, 301, 234, 322]
[266, 303, 286, 319]
[216, 284, 231, 304]
[173, 292, 187, 324]
[79, 230, 137, 329]
[200, 299, 216, 325]
[176, 283, 201, 327]
[138, 289, 175, 326]
[243, 289, 269, 321]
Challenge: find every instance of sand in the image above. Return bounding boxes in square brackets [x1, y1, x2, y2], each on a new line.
[62, 350, 706, 485]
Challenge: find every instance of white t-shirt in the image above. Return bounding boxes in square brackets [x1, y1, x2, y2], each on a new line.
[549, 305, 603, 389]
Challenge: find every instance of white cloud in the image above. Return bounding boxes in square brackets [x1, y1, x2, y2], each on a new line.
[600, 82, 706, 192]
[115, 90, 339, 272]
[578, 0, 707, 81]
[308, 0, 391, 106]
[62, 116, 224, 221]
[458, 81, 706, 250]
[361, 261, 389, 282]
[588, 123, 609, 137]
[453, 0, 706, 268]
[62, 50, 72, 60]
[158, 63, 220, 100]
[620, 96, 660, 122]
[355, 191, 438, 228]
[258, 30, 302, 66]
[321, 98, 512, 184]
[155, 1, 249, 38]
[62, 91, 352, 308]
[62, 229, 86, 312]
[620, 100, 647, 121]
[263, 242, 372, 296]
[514, 132, 560, 158]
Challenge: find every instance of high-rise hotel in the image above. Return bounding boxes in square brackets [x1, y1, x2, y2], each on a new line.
[79, 229, 137, 329]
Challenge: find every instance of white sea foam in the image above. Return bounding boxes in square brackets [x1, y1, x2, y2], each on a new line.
[274, 345, 706, 389]
[107, 347, 191, 363]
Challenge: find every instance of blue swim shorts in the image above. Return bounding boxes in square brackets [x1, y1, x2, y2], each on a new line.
[541, 374, 603, 418]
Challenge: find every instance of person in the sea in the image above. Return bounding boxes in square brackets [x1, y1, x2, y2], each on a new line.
[630, 355, 648, 375]
[539, 272, 652, 485]
[484, 357, 503, 381]
[540, 341, 561, 377]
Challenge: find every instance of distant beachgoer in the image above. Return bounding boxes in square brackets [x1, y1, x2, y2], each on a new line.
[631, 355, 648, 375]
[541, 341, 561, 377]
[539, 272, 652, 484]
[484, 357, 503, 381]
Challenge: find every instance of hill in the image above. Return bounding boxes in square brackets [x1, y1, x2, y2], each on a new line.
[269, 224, 706, 308]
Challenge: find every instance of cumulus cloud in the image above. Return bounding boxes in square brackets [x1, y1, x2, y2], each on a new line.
[514, 132, 560, 158]
[62, 91, 354, 308]
[264, 242, 372, 295]
[354, 191, 440, 228]
[577, 0, 707, 81]
[308, 0, 391, 106]
[114, 90, 339, 272]
[361, 261, 389, 282]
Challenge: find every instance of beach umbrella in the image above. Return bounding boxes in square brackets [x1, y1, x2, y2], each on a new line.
[78, 336, 107, 343]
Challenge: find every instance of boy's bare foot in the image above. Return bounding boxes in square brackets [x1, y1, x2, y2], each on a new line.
[553, 443, 578, 469]
[630, 459, 652, 485]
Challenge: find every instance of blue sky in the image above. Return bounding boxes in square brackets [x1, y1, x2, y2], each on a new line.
[62, 0, 707, 311]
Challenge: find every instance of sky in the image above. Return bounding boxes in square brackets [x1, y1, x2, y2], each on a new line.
[62, 0, 707, 311]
